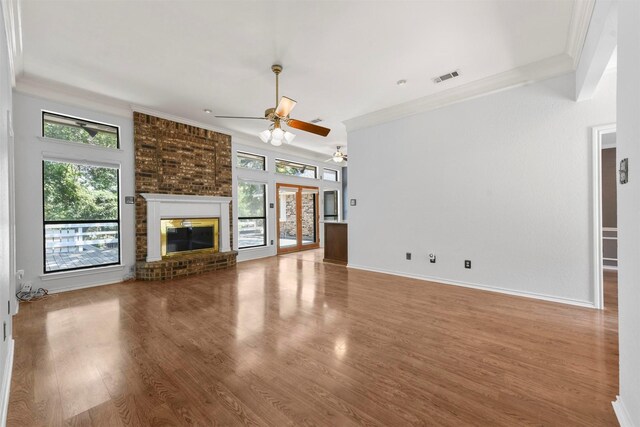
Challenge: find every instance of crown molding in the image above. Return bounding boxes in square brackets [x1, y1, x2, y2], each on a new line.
[14, 74, 330, 161]
[343, 54, 574, 133]
[566, 0, 596, 69]
[15, 74, 133, 118]
[1, 0, 23, 86]
[131, 105, 238, 137]
[344, 0, 595, 133]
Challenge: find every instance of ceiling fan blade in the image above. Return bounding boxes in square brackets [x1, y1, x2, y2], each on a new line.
[275, 96, 297, 118]
[215, 115, 267, 120]
[287, 119, 331, 137]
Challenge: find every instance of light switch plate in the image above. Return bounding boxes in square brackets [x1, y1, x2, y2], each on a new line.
[350, 199, 357, 206]
[125, 196, 135, 204]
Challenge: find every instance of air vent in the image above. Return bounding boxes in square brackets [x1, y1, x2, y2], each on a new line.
[433, 70, 460, 84]
[310, 118, 323, 124]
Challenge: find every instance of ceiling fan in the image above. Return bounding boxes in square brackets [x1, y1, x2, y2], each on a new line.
[326, 146, 348, 163]
[215, 64, 331, 146]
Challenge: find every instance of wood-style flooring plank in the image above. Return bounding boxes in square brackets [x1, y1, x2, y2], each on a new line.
[7, 250, 619, 426]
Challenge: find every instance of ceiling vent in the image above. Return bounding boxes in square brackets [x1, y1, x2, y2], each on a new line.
[433, 70, 460, 84]
[310, 118, 323, 123]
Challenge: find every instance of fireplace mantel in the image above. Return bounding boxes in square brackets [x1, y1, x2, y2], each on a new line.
[141, 193, 232, 262]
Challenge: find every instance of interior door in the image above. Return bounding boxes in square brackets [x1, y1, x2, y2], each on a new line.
[277, 184, 319, 253]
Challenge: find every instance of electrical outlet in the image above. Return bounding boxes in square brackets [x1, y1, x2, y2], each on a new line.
[465, 260, 471, 269]
[21, 283, 32, 293]
[406, 252, 412, 260]
[270, 240, 274, 245]
[429, 253, 436, 263]
[16, 270, 24, 281]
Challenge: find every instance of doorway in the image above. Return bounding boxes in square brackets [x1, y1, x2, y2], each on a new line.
[593, 124, 617, 310]
[277, 184, 320, 254]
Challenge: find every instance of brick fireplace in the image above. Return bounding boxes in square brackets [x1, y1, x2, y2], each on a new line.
[134, 112, 237, 280]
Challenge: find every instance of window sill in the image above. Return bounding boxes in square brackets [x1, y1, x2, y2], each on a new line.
[236, 167, 268, 173]
[238, 245, 268, 252]
[38, 136, 124, 153]
[40, 264, 125, 281]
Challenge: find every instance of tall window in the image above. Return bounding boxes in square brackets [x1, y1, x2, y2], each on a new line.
[237, 151, 266, 170]
[275, 159, 317, 179]
[43, 160, 120, 273]
[324, 190, 339, 221]
[238, 182, 267, 249]
[43, 111, 119, 149]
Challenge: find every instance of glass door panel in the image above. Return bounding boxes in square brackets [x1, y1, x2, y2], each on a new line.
[277, 184, 319, 253]
[278, 187, 298, 249]
[301, 189, 318, 245]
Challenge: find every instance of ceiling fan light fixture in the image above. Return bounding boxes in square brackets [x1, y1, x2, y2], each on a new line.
[333, 156, 344, 163]
[271, 137, 283, 146]
[272, 127, 284, 140]
[284, 131, 295, 143]
[259, 129, 271, 143]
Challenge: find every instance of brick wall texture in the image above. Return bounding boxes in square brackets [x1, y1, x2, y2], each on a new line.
[134, 112, 236, 280]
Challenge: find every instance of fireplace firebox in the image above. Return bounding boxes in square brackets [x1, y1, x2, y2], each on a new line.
[160, 218, 219, 257]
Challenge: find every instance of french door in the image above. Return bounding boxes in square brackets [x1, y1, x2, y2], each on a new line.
[276, 184, 320, 253]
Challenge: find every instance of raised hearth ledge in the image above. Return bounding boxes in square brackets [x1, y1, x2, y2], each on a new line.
[141, 193, 232, 262]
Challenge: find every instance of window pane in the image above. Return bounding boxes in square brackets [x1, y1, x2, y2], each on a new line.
[238, 218, 266, 248]
[275, 159, 317, 178]
[323, 169, 338, 181]
[43, 160, 120, 273]
[43, 112, 119, 148]
[324, 190, 338, 220]
[44, 223, 119, 272]
[44, 161, 119, 221]
[238, 182, 266, 217]
[237, 152, 266, 170]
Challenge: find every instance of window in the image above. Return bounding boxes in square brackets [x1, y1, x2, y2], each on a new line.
[237, 151, 266, 170]
[324, 190, 339, 221]
[43, 160, 120, 273]
[275, 159, 317, 179]
[323, 168, 339, 181]
[42, 111, 119, 149]
[238, 182, 267, 248]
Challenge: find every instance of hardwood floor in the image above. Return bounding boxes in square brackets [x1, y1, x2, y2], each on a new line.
[8, 250, 619, 426]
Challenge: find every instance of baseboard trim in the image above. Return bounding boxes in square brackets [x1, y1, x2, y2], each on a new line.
[47, 278, 124, 294]
[613, 396, 635, 427]
[1, 338, 15, 427]
[347, 264, 596, 309]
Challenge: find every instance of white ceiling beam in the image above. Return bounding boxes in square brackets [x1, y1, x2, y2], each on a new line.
[575, 0, 618, 102]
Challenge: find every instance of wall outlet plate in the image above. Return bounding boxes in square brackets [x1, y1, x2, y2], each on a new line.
[350, 199, 357, 206]
[269, 203, 274, 208]
[406, 252, 412, 260]
[465, 260, 471, 269]
[429, 253, 436, 263]
[21, 283, 32, 293]
[125, 196, 136, 204]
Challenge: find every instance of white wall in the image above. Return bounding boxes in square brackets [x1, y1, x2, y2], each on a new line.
[232, 137, 342, 262]
[12, 92, 136, 293]
[347, 72, 616, 306]
[615, 0, 640, 424]
[0, 3, 15, 423]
